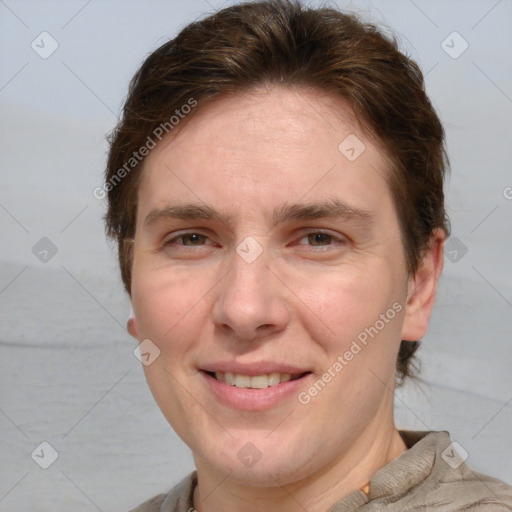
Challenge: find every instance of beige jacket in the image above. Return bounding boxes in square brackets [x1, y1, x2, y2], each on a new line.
[129, 431, 512, 511]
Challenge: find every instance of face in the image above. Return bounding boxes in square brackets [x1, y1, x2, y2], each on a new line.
[130, 86, 413, 485]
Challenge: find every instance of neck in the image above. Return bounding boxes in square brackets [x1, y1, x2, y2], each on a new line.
[193, 424, 407, 512]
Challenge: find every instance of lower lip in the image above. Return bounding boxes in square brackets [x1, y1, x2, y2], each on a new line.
[201, 371, 311, 411]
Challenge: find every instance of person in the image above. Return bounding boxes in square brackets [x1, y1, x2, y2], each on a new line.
[103, 1, 512, 510]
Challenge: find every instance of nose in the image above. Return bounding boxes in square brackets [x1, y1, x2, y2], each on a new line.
[211, 249, 290, 342]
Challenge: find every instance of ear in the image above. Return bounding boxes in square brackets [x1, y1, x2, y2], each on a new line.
[401, 228, 446, 342]
[127, 305, 139, 339]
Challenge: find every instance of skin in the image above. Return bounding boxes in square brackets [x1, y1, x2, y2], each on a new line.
[128, 85, 445, 512]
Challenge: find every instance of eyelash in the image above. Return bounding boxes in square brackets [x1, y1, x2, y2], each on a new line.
[162, 230, 345, 250]
[164, 232, 213, 248]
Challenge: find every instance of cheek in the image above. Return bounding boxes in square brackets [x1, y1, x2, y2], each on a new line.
[292, 261, 400, 345]
[291, 260, 407, 401]
[131, 264, 210, 348]
[130, 266, 213, 424]
[299, 270, 405, 414]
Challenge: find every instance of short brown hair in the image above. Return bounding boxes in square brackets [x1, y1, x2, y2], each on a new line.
[104, 0, 450, 383]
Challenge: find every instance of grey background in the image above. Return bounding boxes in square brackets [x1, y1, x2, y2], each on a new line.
[1, 0, 511, 510]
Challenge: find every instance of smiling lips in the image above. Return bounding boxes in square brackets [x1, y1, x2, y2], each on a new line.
[201, 366, 312, 410]
[211, 371, 306, 389]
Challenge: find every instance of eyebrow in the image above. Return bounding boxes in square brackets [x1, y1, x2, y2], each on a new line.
[272, 199, 374, 227]
[143, 199, 374, 231]
[144, 203, 234, 229]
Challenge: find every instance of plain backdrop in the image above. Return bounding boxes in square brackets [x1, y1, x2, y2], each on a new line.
[1, 0, 511, 510]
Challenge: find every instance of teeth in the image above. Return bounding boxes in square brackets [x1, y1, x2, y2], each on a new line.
[250, 375, 269, 389]
[212, 371, 299, 388]
[234, 374, 251, 388]
[268, 372, 281, 386]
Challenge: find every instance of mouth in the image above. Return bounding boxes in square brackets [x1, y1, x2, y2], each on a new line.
[199, 363, 313, 410]
[204, 370, 310, 389]
[200, 367, 313, 410]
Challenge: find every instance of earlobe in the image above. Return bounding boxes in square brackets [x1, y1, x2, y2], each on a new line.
[127, 306, 139, 339]
[401, 229, 446, 342]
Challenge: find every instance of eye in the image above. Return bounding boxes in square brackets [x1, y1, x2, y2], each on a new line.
[303, 232, 334, 246]
[178, 233, 208, 246]
[164, 232, 212, 247]
[297, 231, 341, 247]
[159, 230, 218, 260]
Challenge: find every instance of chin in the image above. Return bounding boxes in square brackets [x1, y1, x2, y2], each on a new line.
[194, 435, 315, 487]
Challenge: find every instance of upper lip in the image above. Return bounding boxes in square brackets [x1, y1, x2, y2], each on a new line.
[200, 361, 311, 376]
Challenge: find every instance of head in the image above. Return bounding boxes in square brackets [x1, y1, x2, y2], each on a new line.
[105, 0, 448, 486]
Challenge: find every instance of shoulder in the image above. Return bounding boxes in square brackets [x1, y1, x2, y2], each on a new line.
[430, 464, 512, 510]
[128, 493, 166, 512]
[128, 472, 197, 512]
[401, 431, 512, 511]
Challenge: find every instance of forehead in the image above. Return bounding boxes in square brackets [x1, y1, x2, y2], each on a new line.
[137, 85, 394, 225]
